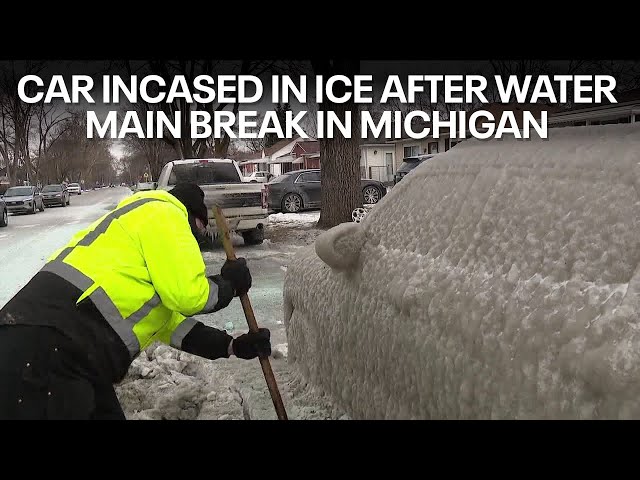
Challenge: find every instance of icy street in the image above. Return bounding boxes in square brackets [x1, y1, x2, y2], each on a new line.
[0, 187, 132, 308]
[0, 188, 347, 419]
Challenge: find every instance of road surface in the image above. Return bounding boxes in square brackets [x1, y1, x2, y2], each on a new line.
[0, 187, 131, 308]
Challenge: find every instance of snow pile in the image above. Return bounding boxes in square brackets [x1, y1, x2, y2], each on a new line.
[116, 343, 347, 420]
[284, 123, 640, 419]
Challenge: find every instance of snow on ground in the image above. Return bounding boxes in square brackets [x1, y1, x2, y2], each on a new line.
[116, 343, 348, 420]
[284, 124, 640, 419]
[265, 211, 324, 246]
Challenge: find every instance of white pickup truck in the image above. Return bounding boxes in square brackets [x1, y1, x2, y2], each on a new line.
[156, 158, 269, 245]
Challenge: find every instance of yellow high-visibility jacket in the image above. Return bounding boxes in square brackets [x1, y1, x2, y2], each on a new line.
[43, 189, 219, 359]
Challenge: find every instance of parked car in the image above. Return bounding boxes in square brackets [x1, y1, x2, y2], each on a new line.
[42, 184, 70, 207]
[0, 195, 7, 227]
[156, 158, 269, 246]
[2, 185, 45, 214]
[393, 154, 437, 185]
[134, 182, 156, 192]
[266, 169, 387, 213]
[282, 124, 640, 420]
[67, 183, 82, 195]
[244, 171, 274, 183]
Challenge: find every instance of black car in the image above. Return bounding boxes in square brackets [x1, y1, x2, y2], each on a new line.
[393, 154, 436, 185]
[266, 169, 387, 213]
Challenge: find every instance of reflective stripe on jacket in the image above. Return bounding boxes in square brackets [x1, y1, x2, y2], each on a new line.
[42, 189, 218, 359]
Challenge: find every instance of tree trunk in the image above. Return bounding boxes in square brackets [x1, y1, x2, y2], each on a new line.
[312, 60, 361, 229]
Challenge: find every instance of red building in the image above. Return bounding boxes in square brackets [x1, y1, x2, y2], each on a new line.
[291, 140, 320, 169]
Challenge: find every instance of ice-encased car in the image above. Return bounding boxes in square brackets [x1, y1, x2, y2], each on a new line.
[284, 123, 640, 419]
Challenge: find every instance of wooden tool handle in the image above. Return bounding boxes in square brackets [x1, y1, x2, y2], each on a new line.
[212, 205, 288, 421]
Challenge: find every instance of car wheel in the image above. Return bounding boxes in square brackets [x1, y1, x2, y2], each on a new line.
[242, 228, 264, 246]
[61, 199, 66, 207]
[282, 193, 303, 213]
[363, 186, 381, 204]
[250, 180, 258, 183]
[39, 201, 45, 212]
[30, 202, 36, 214]
[66, 197, 70, 206]
[0, 209, 7, 227]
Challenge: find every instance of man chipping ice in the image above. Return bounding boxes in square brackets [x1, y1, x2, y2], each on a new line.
[0, 183, 271, 420]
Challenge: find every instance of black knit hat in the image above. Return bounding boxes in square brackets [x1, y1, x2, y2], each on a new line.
[168, 183, 209, 227]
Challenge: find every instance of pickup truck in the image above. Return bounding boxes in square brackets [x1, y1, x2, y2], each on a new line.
[156, 158, 269, 245]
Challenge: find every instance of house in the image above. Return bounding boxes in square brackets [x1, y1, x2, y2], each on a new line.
[237, 137, 322, 177]
[232, 152, 266, 176]
[291, 140, 320, 169]
[548, 87, 640, 127]
[360, 131, 396, 183]
[360, 91, 640, 182]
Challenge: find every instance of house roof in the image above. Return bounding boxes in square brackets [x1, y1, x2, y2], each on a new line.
[264, 136, 301, 156]
[239, 158, 268, 165]
[231, 151, 263, 162]
[294, 140, 320, 154]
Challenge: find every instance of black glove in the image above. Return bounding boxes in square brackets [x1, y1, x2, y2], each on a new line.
[221, 258, 252, 296]
[232, 328, 271, 359]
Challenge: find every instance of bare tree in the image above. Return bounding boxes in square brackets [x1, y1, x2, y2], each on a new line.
[0, 61, 46, 185]
[119, 101, 177, 181]
[32, 103, 71, 181]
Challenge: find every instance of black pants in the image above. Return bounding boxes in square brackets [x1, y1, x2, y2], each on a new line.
[0, 325, 125, 420]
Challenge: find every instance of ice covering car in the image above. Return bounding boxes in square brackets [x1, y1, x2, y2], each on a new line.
[283, 123, 640, 419]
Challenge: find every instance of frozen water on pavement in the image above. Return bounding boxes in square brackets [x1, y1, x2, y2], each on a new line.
[0, 188, 131, 308]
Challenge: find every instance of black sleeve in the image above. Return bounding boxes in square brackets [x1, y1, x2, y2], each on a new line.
[181, 321, 233, 360]
[210, 275, 235, 312]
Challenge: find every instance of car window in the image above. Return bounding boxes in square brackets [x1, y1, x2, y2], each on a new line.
[297, 172, 321, 183]
[4, 187, 34, 196]
[269, 174, 292, 184]
[169, 162, 240, 185]
[42, 185, 62, 192]
[397, 160, 422, 173]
